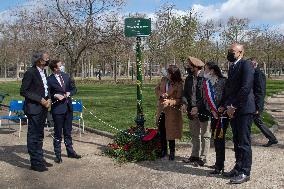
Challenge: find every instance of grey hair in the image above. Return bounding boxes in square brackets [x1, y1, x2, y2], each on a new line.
[31, 51, 47, 66]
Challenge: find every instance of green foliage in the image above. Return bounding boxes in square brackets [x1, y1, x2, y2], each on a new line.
[0, 79, 282, 142]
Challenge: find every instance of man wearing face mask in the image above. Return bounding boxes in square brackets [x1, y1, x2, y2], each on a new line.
[182, 57, 211, 166]
[47, 60, 81, 164]
[219, 44, 255, 184]
[20, 51, 53, 172]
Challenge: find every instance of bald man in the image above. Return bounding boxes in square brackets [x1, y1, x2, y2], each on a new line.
[219, 43, 255, 184]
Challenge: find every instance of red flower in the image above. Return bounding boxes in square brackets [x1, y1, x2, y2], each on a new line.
[142, 129, 158, 141]
[123, 144, 130, 151]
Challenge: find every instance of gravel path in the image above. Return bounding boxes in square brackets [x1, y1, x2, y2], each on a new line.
[0, 92, 284, 189]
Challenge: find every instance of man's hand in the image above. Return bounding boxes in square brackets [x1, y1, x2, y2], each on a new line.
[41, 98, 51, 108]
[54, 94, 65, 101]
[65, 92, 70, 98]
[190, 107, 198, 116]
[226, 105, 236, 118]
[255, 110, 259, 115]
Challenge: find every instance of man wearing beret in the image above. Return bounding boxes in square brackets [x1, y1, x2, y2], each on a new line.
[182, 56, 211, 166]
[20, 51, 53, 172]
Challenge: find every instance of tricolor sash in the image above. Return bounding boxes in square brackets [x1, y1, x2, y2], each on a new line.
[203, 79, 224, 139]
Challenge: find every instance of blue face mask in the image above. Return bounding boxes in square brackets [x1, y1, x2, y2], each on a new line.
[59, 65, 65, 72]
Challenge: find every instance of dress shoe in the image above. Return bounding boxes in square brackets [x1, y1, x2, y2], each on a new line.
[223, 169, 238, 178]
[169, 151, 175, 161]
[54, 156, 63, 164]
[160, 150, 168, 158]
[30, 165, 48, 172]
[208, 165, 216, 169]
[230, 174, 250, 184]
[209, 168, 224, 175]
[182, 156, 200, 163]
[263, 140, 278, 147]
[42, 159, 53, 167]
[196, 159, 206, 166]
[68, 153, 82, 159]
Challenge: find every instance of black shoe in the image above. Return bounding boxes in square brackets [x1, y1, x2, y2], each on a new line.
[160, 150, 168, 158]
[208, 165, 216, 169]
[169, 152, 175, 161]
[230, 174, 250, 184]
[54, 156, 63, 164]
[182, 156, 200, 163]
[209, 168, 224, 175]
[196, 159, 206, 166]
[68, 153, 82, 159]
[223, 169, 239, 178]
[42, 159, 53, 167]
[30, 165, 48, 172]
[262, 140, 278, 147]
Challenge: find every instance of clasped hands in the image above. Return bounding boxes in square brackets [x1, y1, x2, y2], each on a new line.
[218, 105, 236, 118]
[40, 98, 51, 108]
[54, 92, 71, 101]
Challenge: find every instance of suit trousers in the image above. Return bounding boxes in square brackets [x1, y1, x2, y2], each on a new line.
[211, 118, 229, 169]
[27, 109, 47, 166]
[52, 111, 75, 156]
[253, 113, 276, 142]
[230, 114, 253, 176]
[189, 117, 211, 160]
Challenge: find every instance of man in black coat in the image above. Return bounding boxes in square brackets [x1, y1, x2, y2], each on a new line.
[248, 57, 278, 147]
[220, 44, 255, 184]
[47, 60, 81, 164]
[20, 51, 52, 172]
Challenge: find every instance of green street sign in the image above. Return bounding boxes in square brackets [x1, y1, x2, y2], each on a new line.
[124, 18, 151, 37]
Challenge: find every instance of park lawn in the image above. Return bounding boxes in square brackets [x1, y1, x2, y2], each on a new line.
[0, 79, 283, 141]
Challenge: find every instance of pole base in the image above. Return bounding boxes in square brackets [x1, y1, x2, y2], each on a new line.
[135, 114, 145, 132]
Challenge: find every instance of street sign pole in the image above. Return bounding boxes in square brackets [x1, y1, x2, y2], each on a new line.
[135, 36, 145, 131]
[124, 18, 151, 132]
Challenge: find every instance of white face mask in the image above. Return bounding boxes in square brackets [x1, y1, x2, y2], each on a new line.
[59, 65, 65, 72]
[161, 68, 168, 77]
[203, 72, 211, 79]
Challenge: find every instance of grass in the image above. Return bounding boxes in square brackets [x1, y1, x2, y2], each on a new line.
[0, 79, 283, 141]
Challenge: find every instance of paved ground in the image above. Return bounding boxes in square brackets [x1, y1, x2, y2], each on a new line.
[0, 92, 284, 189]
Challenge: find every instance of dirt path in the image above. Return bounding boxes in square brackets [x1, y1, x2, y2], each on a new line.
[0, 92, 284, 189]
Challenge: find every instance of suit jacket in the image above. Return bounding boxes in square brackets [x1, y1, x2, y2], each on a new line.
[183, 74, 210, 122]
[20, 66, 49, 115]
[47, 72, 77, 114]
[222, 59, 255, 115]
[254, 67, 266, 112]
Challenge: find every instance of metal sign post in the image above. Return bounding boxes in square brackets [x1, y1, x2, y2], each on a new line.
[124, 18, 151, 131]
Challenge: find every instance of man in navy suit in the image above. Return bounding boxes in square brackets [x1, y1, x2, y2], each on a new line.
[248, 57, 278, 147]
[219, 43, 255, 184]
[20, 51, 53, 172]
[47, 60, 81, 163]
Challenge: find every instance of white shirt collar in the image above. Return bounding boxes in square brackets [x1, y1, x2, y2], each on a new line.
[36, 66, 44, 72]
[234, 58, 242, 65]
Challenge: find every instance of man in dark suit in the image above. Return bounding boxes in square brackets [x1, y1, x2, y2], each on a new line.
[248, 57, 278, 147]
[219, 44, 255, 184]
[20, 51, 53, 172]
[47, 60, 81, 164]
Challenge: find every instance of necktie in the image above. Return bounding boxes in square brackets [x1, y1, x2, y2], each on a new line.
[58, 74, 65, 92]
